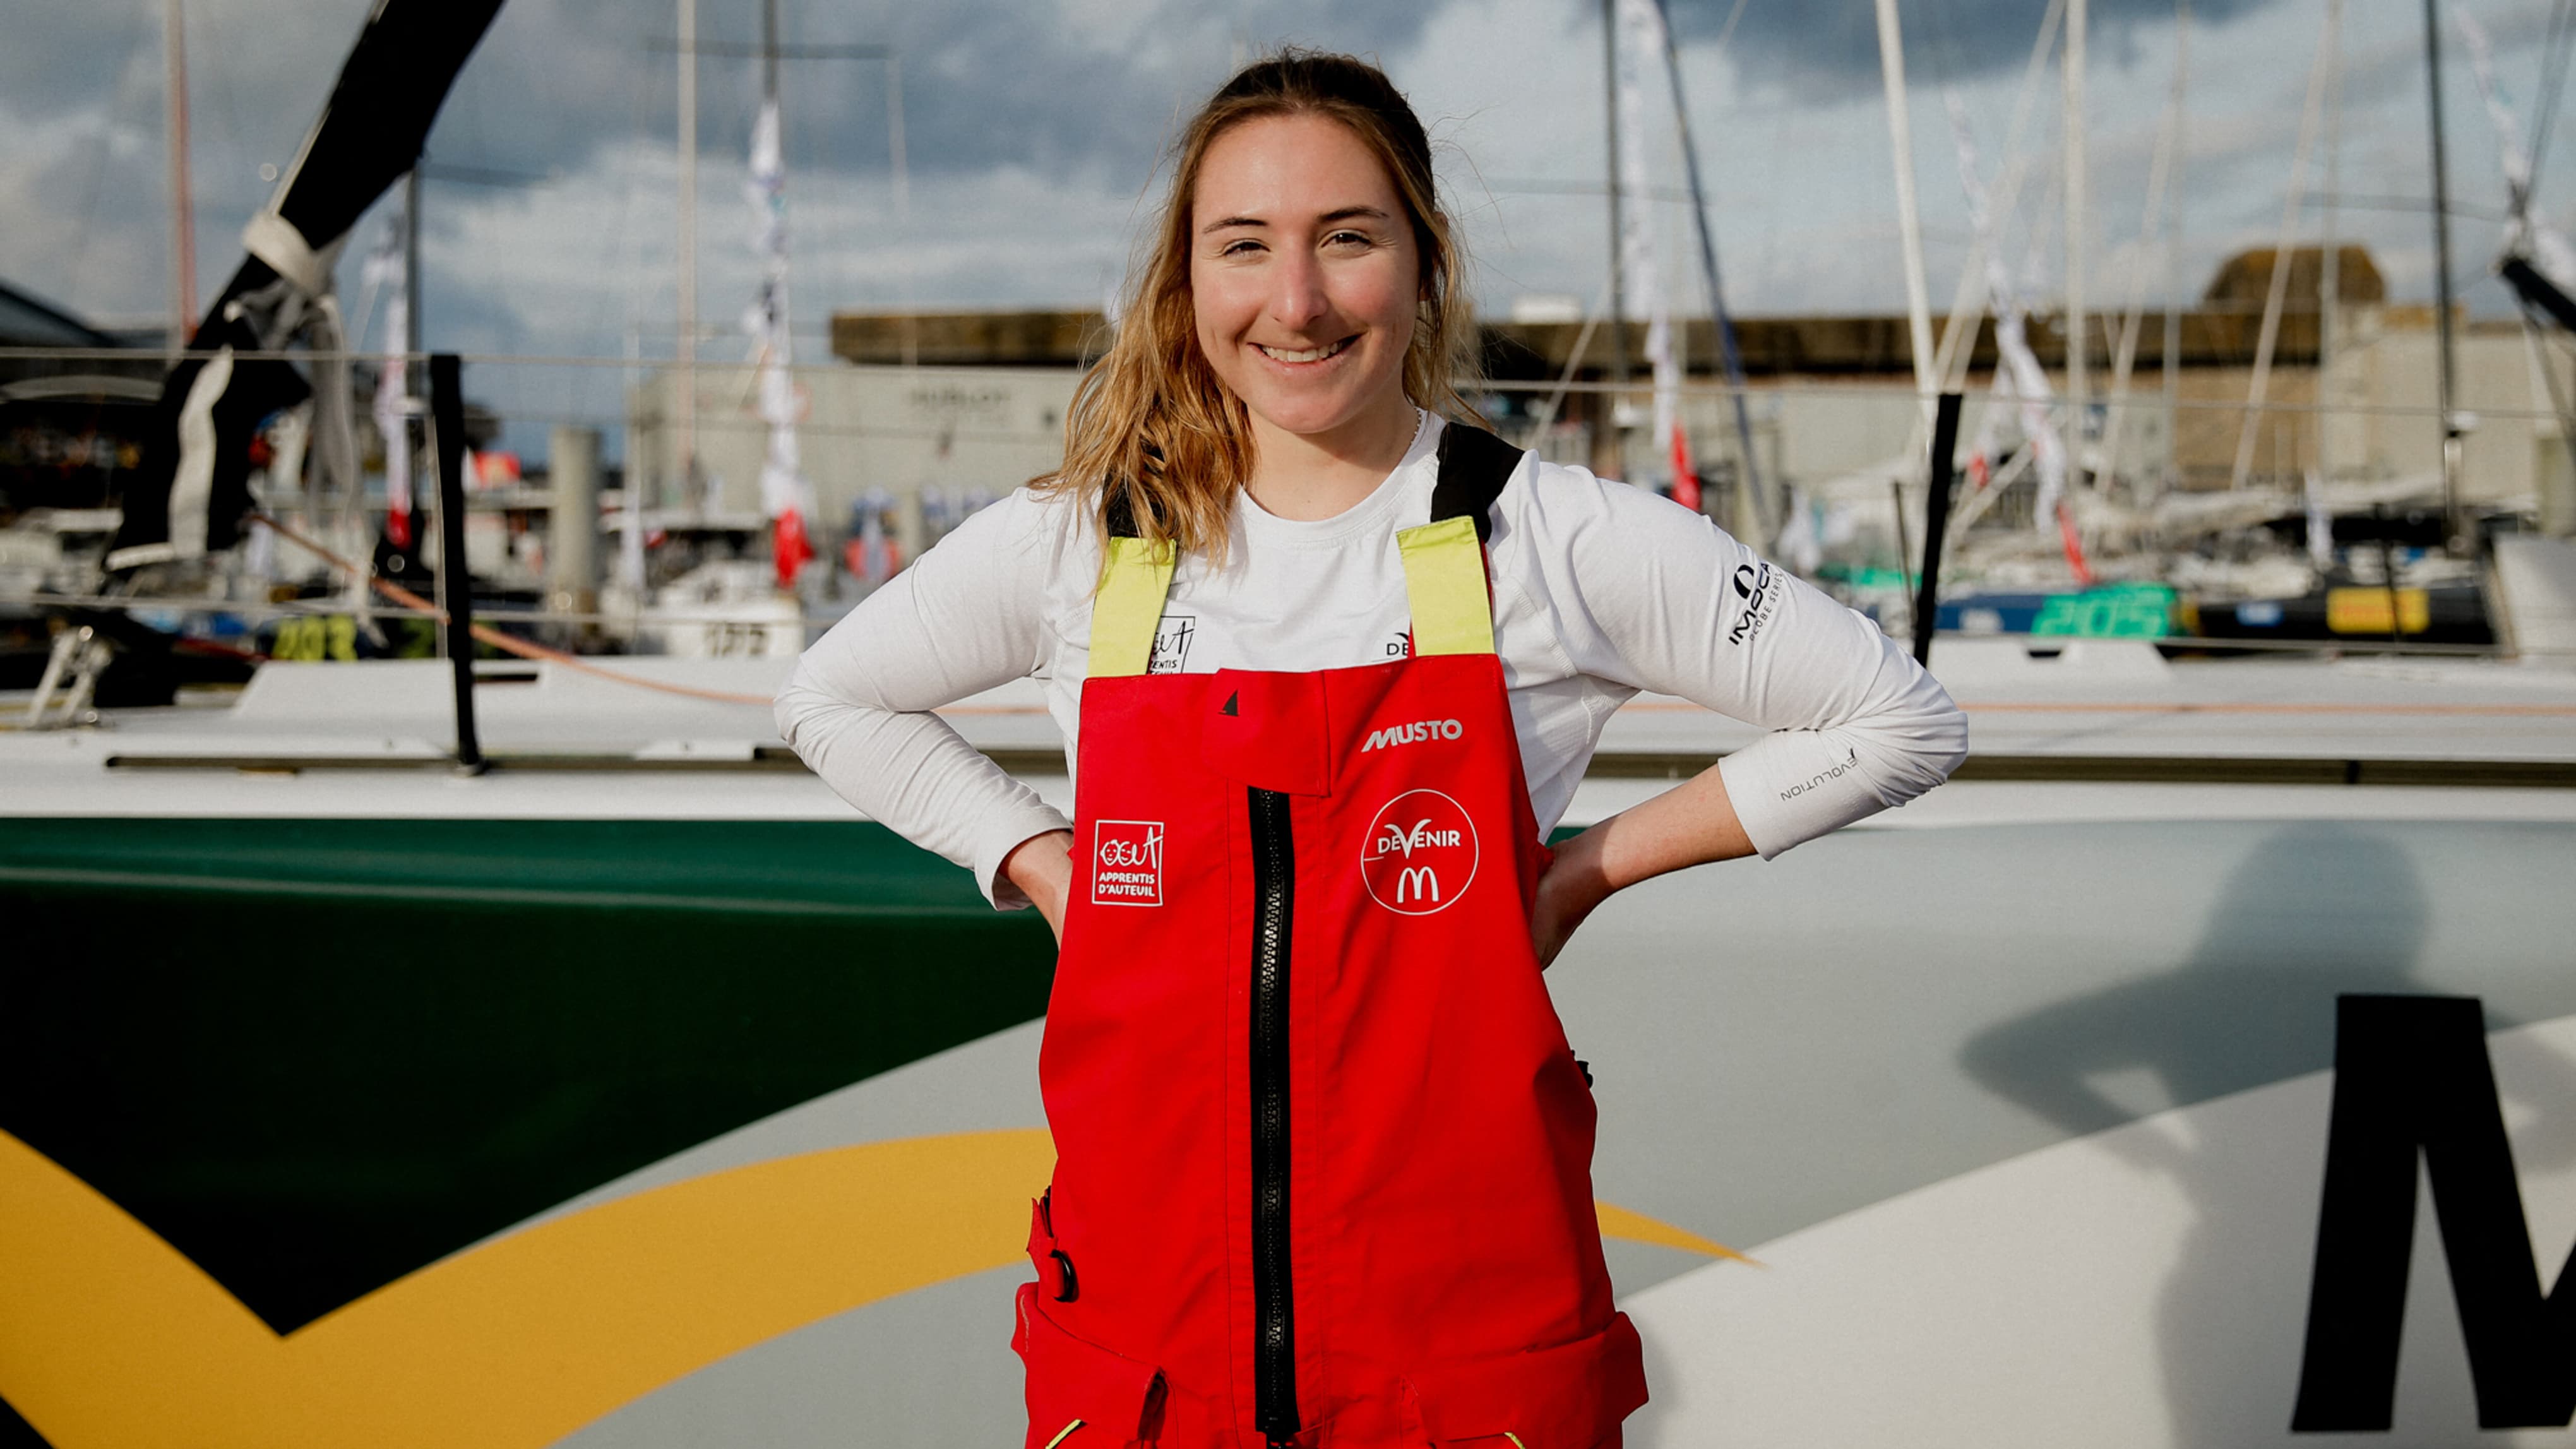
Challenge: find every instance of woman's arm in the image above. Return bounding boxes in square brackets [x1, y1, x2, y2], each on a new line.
[1531, 762, 1753, 965]
[1523, 470, 1967, 959]
[774, 492, 1078, 910]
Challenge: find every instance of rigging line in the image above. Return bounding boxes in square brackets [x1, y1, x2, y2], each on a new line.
[63, 0, 149, 309]
[1713, 0, 1753, 53]
[2531, 0, 2576, 184]
[2101, 1, 2192, 493]
[2229, 2, 2337, 495]
[592, 28, 667, 450]
[1931, 0, 2069, 396]
[249, 512, 775, 707]
[2515, 296, 2576, 474]
[2297, 193, 2508, 222]
[1524, 278, 1612, 443]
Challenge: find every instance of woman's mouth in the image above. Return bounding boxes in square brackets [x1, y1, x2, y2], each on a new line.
[1254, 337, 1354, 365]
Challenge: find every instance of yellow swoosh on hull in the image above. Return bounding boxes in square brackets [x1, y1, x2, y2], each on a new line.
[0, 1127, 1739, 1446]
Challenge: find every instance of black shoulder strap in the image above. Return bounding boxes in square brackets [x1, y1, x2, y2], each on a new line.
[1106, 424, 1520, 541]
[1431, 422, 1525, 543]
[1104, 486, 1140, 540]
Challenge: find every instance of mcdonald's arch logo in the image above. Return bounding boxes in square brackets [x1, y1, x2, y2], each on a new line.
[1360, 789, 1477, 916]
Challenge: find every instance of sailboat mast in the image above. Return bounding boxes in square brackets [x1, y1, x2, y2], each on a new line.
[1874, 0, 1936, 412]
[405, 168, 422, 371]
[2164, 0, 2190, 492]
[163, 0, 196, 353]
[2423, 0, 2464, 548]
[676, 0, 697, 511]
[2319, 0, 2344, 484]
[1653, 0, 1767, 528]
[2064, 0, 2089, 486]
[1602, 0, 1633, 468]
[763, 0, 780, 105]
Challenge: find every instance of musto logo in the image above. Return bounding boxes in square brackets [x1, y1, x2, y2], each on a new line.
[1360, 789, 1479, 915]
[1091, 820, 1164, 906]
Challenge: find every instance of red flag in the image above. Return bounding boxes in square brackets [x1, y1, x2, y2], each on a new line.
[2056, 499, 2095, 585]
[772, 506, 814, 590]
[1668, 424, 1702, 512]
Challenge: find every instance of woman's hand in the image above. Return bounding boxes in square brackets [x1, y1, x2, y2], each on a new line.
[1531, 829, 1614, 968]
[1003, 830, 1077, 943]
[1529, 763, 1759, 967]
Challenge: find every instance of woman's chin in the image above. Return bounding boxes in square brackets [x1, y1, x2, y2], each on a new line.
[1242, 390, 1410, 450]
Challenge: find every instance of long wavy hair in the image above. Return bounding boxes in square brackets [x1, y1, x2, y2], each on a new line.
[1035, 50, 1479, 561]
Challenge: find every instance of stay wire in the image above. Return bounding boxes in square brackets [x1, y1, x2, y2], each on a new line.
[2529, 0, 2576, 192]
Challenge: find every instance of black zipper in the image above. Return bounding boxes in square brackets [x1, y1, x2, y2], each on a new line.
[1247, 785, 1299, 1442]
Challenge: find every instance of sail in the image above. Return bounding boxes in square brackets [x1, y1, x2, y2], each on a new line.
[107, 0, 508, 572]
[2455, 4, 2576, 332]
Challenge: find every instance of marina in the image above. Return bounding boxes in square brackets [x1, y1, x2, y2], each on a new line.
[6, 0, 2576, 1445]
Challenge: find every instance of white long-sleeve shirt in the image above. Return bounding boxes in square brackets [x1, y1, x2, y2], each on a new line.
[777, 414, 1967, 907]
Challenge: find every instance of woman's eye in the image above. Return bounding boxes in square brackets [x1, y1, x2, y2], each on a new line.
[1325, 230, 1372, 249]
[1220, 238, 1265, 257]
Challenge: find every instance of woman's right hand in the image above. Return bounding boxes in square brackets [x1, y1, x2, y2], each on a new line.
[1003, 830, 1078, 943]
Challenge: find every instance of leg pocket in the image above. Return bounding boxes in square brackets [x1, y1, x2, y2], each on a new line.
[1404, 1312, 1648, 1449]
[1011, 1281, 1167, 1448]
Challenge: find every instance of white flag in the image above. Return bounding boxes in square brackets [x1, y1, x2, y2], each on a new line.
[1615, 0, 1684, 490]
[744, 98, 815, 586]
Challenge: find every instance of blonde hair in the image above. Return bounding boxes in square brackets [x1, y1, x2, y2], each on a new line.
[1037, 49, 1479, 559]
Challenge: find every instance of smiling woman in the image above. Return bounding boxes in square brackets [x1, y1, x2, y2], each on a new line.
[1191, 113, 1424, 518]
[773, 46, 1967, 1449]
[1044, 52, 1479, 558]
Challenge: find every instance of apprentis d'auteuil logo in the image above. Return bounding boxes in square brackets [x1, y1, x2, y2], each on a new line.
[1092, 820, 1164, 906]
[1360, 789, 1479, 915]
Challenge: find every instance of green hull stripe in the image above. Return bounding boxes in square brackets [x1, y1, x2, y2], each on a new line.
[0, 816, 1055, 1336]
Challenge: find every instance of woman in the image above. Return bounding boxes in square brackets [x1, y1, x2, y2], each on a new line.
[777, 51, 1966, 1449]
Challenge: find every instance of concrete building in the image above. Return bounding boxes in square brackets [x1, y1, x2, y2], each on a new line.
[624, 360, 1079, 569]
[619, 246, 2573, 571]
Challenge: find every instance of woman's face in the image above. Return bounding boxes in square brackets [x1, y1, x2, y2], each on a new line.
[1190, 112, 1421, 449]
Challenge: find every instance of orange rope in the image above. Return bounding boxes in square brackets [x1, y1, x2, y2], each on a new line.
[253, 515, 776, 707]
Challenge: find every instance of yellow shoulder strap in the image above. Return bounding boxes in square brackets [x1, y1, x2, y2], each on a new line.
[1397, 515, 1495, 657]
[1087, 535, 1178, 679]
[1092, 518, 1490, 674]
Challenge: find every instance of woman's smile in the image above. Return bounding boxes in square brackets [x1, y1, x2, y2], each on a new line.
[1252, 336, 1355, 366]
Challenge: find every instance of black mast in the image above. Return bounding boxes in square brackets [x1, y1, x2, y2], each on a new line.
[2424, 0, 2465, 550]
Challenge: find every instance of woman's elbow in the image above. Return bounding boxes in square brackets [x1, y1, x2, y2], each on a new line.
[772, 658, 835, 750]
[1863, 701, 1969, 805]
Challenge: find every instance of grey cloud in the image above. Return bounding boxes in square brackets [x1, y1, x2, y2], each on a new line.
[422, 0, 1444, 189]
[1680, 0, 2279, 93]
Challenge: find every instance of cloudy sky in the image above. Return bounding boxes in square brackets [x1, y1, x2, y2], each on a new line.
[6, 0, 2575, 453]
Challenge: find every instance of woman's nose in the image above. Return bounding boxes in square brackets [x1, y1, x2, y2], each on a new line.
[1267, 249, 1329, 329]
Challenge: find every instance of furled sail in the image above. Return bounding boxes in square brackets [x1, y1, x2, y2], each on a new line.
[107, 0, 507, 572]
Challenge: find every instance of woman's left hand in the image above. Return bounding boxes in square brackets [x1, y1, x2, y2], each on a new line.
[1528, 762, 1759, 967]
[1530, 829, 1614, 969]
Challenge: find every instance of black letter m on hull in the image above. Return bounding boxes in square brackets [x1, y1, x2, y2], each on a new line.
[2291, 995, 2575, 1431]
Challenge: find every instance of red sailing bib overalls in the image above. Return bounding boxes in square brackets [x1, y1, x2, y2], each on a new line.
[1014, 426, 1649, 1449]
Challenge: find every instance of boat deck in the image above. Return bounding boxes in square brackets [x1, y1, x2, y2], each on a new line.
[6, 639, 2575, 826]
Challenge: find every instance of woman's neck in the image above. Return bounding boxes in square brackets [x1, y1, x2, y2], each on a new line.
[1241, 397, 1422, 522]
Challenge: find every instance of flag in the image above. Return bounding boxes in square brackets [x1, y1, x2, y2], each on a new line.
[1614, 0, 1693, 501]
[364, 206, 414, 551]
[744, 98, 816, 592]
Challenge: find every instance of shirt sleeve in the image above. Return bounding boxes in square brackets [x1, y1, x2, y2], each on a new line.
[1534, 468, 1968, 857]
[773, 491, 1076, 907]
